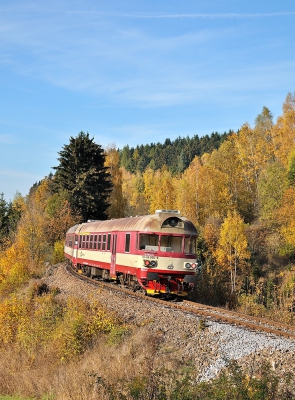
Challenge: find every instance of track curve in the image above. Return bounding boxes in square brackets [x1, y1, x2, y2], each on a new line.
[65, 263, 295, 341]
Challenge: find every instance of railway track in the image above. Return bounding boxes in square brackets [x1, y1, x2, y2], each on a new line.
[66, 264, 295, 341]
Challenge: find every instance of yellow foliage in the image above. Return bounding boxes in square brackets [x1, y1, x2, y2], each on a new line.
[0, 291, 122, 364]
[277, 187, 295, 249]
[237, 294, 266, 317]
[53, 296, 118, 361]
[215, 210, 250, 292]
[203, 218, 220, 253]
[34, 179, 51, 208]
[0, 295, 28, 345]
[273, 92, 295, 166]
[0, 242, 30, 291]
[147, 167, 176, 213]
[105, 146, 126, 218]
[52, 240, 65, 264]
[122, 169, 149, 216]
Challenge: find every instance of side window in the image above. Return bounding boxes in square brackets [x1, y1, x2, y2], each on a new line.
[102, 234, 106, 251]
[184, 236, 197, 254]
[89, 235, 93, 249]
[79, 236, 82, 248]
[93, 235, 97, 250]
[125, 233, 131, 252]
[107, 233, 111, 251]
[98, 235, 102, 250]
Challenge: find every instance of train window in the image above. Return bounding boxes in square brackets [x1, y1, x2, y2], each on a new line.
[93, 235, 97, 250]
[184, 236, 197, 254]
[75, 235, 78, 245]
[107, 234, 111, 251]
[85, 235, 89, 249]
[102, 234, 106, 251]
[79, 236, 82, 248]
[160, 235, 182, 252]
[90, 235, 93, 249]
[98, 235, 101, 250]
[138, 234, 159, 250]
[125, 233, 130, 252]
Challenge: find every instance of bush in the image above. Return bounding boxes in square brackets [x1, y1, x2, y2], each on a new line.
[52, 241, 64, 264]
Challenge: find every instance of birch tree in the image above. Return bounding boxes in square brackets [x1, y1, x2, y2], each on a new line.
[216, 210, 250, 293]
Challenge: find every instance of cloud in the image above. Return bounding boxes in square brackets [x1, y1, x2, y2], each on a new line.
[14, 8, 294, 19]
[0, 134, 17, 144]
[81, 11, 295, 19]
[0, 3, 294, 110]
[0, 169, 38, 180]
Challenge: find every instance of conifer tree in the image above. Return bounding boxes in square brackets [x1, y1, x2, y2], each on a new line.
[53, 132, 112, 221]
[0, 192, 8, 242]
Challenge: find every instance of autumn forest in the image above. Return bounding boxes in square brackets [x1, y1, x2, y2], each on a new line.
[1, 92, 295, 319]
[1, 92, 295, 399]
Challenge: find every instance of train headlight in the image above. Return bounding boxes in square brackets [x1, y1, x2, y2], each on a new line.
[184, 262, 196, 269]
[143, 260, 157, 268]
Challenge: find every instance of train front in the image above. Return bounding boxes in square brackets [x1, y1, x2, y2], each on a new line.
[136, 210, 199, 298]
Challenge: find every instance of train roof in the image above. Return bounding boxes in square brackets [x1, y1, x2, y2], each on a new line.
[66, 210, 198, 235]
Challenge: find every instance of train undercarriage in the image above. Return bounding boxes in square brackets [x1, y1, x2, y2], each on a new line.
[72, 261, 196, 299]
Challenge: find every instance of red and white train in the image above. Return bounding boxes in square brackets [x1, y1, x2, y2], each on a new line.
[64, 210, 198, 298]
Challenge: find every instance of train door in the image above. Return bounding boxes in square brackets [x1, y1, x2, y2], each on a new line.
[73, 235, 78, 263]
[110, 233, 117, 279]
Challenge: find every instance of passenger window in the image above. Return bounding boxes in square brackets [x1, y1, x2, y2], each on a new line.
[107, 234, 111, 251]
[93, 235, 97, 250]
[125, 233, 130, 252]
[102, 234, 106, 251]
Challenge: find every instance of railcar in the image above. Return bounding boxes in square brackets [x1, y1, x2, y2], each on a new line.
[64, 210, 198, 298]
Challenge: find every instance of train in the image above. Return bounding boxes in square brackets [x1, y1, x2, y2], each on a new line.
[64, 210, 198, 298]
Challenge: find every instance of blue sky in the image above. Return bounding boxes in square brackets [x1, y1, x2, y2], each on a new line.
[1, 1, 295, 201]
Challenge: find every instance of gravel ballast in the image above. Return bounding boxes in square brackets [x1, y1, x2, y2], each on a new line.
[43, 263, 295, 381]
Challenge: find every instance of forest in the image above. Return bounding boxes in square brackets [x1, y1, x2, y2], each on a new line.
[0, 92, 295, 399]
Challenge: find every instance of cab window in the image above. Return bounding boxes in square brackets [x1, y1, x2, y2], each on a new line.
[160, 235, 182, 252]
[138, 234, 159, 251]
[184, 236, 197, 254]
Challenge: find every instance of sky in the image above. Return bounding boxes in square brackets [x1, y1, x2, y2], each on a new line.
[1, 1, 295, 201]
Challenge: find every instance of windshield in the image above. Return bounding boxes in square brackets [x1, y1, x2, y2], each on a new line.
[184, 236, 197, 254]
[160, 235, 182, 252]
[139, 234, 159, 251]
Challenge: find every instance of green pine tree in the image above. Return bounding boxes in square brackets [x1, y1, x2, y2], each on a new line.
[53, 131, 113, 221]
[0, 192, 8, 242]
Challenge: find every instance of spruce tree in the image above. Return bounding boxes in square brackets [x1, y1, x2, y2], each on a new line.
[53, 132, 113, 221]
[0, 192, 8, 242]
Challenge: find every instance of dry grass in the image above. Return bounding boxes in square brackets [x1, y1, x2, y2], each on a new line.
[0, 326, 186, 400]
